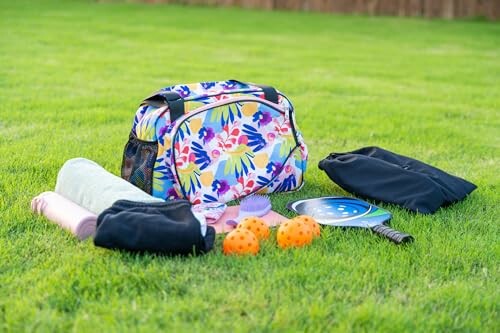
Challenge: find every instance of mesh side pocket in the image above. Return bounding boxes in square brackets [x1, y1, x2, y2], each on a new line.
[121, 132, 158, 194]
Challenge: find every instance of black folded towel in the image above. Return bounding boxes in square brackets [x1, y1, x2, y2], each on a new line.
[94, 199, 215, 255]
[318, 146, 477, 214]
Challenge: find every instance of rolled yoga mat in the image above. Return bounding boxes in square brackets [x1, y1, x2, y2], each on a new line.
[31, 191, 97, 240]
[55, 158, 163, 215]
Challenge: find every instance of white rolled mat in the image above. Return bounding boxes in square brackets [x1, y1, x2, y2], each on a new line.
[55, 158, 163, 215]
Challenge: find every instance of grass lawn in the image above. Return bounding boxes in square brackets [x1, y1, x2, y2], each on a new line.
[1, 0, 499, 331]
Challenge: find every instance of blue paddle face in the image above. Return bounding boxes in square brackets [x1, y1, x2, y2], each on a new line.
[287, 197, 391, 228]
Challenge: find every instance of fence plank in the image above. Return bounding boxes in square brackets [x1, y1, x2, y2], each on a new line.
[139, 0, 499, 20]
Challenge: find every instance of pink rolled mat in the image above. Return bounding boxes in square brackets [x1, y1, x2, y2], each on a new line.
[211, 205, 288, 234]
[31, 191, 97, 240]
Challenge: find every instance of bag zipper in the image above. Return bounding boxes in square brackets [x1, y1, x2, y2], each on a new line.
[156, 87, 289, 104]
[137, 96, 284, 141]
[169, 96, 286, 135]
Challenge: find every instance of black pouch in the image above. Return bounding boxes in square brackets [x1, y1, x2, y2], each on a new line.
[318, 146, 477, 214]
[94, 199, 215, 255]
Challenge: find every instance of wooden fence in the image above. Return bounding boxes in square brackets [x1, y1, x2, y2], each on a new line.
[141, 0, 500, 20]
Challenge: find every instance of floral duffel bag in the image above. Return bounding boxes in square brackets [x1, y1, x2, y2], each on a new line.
[121, 80, 308, 204]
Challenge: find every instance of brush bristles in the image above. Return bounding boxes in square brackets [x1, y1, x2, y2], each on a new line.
[240, 195, 271, 212]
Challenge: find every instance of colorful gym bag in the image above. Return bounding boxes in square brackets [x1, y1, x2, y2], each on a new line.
[121, 80, 308, 204]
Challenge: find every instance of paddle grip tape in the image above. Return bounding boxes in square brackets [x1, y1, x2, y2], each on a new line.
[371, 225, 414, 244]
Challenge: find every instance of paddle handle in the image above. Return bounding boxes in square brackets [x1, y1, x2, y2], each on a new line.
[371, 224, 414, 244]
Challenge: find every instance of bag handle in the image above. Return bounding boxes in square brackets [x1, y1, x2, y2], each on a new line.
[143, 80, 279, 123]
[229, 80, 279, 104]
[143, 91, 185, 123]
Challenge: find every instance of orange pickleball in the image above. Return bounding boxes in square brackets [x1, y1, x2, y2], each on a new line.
[276, 219, 313, 249]
[292, 215, 321, 238]
[237, 216, 270, 240]
[223, 228, 260, 256]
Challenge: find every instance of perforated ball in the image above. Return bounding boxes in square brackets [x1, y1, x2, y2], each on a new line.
[293, 215, 321, 238]
[237, 216, 270, 240]
[276, 219, 313, 249]
[223, 228, 260, 256]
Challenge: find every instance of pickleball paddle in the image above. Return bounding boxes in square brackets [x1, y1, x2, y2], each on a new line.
[287, 196, 414, 244]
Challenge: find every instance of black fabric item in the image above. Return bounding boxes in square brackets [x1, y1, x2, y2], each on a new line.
[94, 199, 215, 255]
[318, 146, 477, 214]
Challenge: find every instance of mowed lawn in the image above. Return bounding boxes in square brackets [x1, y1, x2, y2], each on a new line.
[0, 0, 499, 331]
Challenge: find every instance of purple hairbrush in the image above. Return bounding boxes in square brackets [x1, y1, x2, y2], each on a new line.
[226, 195, 272, 226]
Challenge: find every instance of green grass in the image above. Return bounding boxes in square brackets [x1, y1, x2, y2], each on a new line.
[1, 0, 499, 331]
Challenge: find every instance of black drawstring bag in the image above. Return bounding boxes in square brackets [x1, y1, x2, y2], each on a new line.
[318, 146, 477, 214]
[94, 199, 215, 255]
